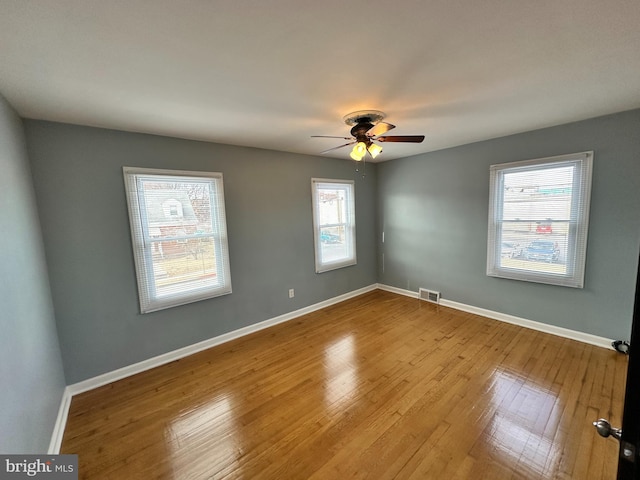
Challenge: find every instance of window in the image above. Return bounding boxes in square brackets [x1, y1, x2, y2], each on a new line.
[164, 199, 183, 218]
[311, 178, 356, 273]
[487, 152, 593, 288]
[123, 167, 232, 313]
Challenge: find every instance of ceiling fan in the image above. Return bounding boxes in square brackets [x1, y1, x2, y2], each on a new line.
[312, 110, 425, 161]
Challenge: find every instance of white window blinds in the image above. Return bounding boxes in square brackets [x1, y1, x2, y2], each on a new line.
[123, 167, 232, 313]
[487, 152, 593, 288]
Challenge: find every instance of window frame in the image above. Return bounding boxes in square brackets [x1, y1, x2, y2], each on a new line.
[486, 151, 593, 288]
[123, 167, 232, 313]
[311, 178, 357, 273]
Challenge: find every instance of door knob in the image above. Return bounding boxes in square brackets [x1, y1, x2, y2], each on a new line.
[593, 418, 622, 441]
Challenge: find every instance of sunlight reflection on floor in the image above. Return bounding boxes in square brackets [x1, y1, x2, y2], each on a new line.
[324, 335, 358, 411]
[484, 369, 562, 476]
[166, 394, 240, 479]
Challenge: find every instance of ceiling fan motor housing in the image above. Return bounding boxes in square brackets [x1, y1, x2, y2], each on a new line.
[350, 122, 374, 141]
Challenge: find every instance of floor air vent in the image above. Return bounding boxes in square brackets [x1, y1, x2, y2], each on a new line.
[419, 288, 441, 304]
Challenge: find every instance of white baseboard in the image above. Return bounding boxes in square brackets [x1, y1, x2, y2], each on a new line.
[376, 283, 613, 350]
[48, 386, 72, 454]
[377, 283, 419, 299]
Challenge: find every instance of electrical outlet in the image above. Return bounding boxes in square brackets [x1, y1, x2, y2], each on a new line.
[288, 289, 295, 298]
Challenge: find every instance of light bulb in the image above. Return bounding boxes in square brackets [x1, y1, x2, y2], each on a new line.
[367, 143, 383, 158]
[350, 142, 366, 161]
[350, 150, 363, 161]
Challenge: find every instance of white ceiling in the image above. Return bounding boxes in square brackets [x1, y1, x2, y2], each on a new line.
[1, 0, 639, 162]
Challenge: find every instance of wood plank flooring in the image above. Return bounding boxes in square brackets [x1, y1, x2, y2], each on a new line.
[61, 290, 627, 479]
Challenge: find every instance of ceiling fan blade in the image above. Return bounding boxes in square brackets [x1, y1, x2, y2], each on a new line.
[320, 142, 355, 154]
[367, 122, 395, 137]
[377, 135, 425, 143]
[311, 135, 354, 140]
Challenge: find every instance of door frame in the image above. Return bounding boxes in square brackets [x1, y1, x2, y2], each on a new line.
[617, 255, 640, 479]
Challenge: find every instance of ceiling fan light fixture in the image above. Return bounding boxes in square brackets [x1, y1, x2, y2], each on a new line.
[312, 111, 425, 163]
[350, 142, 367, 161]
[349, 150, 363, 161]
[367, 143, 382, 159]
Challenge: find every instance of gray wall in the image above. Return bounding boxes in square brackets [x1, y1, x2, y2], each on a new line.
[16, 109, 640, 389]
[378, 109, 640, 340]
[0, 97, 66, 453]
[25, 121, 378, 384]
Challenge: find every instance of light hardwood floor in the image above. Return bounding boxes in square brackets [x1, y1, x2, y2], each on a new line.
[61, 290, 627, 479]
